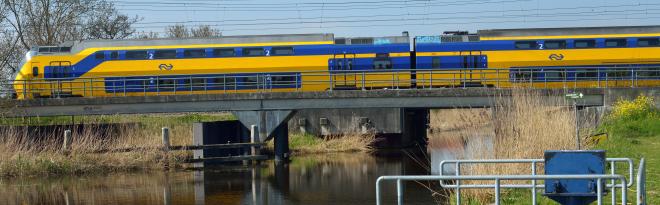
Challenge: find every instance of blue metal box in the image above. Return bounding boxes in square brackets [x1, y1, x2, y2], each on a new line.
[544, 150, 606, 205]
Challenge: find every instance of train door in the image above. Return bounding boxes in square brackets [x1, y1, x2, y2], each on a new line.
[459, 51, 487, 87]
[49, 61, 73, 97]
[330, 53, 356, 89]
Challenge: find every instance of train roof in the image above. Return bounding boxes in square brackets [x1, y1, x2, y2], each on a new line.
[56, 33, 334, 53]
[478, 25, 660, 37]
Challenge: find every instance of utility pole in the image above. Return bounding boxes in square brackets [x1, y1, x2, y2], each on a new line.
[565, 93, 584, 150]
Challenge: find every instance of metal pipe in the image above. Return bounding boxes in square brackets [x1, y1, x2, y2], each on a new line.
[611, 161, 616, 205]
[397, 179, 403, 205]
[597, 178, 603, 205]
[531, 161, 537, 205]
[495, 179, 501, 205]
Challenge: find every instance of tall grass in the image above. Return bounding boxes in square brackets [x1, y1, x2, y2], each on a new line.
[0, 113, 232, 177]
[428, 90, 581, 203]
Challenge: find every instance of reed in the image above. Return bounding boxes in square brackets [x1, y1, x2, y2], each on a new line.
[286, 132, 376, 154]
[428, 90, 582, 203]
[0, 113, 232, 178]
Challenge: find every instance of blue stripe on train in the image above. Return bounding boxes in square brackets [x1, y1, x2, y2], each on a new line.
[104, 72, 302, 93]
[45, 43, 411, 81]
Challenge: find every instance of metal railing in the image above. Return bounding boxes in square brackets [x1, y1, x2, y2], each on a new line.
[6, 67, 660, 99]
[438, 158, 634, 205]
[376, 174, 628, 205]
[375, 158, 646, 205]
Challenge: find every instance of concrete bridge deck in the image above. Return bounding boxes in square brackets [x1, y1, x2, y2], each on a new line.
[9, 87, 657, 117]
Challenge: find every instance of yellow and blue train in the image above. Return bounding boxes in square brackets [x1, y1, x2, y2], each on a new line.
[12, 26, 660, 99]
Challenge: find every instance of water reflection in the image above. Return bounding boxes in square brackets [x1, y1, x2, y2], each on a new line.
[0, 152, 439, 205]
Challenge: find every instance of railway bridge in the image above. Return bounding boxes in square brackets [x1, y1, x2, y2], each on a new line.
[6, 87, 660, 162]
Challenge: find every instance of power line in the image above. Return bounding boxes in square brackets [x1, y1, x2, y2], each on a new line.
[128, 2, 660, 26]
[111, 0, 532, 12]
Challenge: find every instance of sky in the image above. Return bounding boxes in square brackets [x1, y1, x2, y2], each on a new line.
[110, 0, 660, 38]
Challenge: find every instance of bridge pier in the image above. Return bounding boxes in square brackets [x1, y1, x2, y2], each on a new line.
[232, 110, 295, 142]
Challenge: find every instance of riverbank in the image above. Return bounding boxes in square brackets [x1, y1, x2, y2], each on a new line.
[432, 94, 659, 204]
[0, 113, 233, 177]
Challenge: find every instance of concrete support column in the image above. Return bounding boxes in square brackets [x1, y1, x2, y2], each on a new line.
[273, 122, 289, 162]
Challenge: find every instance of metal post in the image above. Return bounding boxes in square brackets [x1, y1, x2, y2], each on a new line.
[251, 125, 260, 156]
[597, 178, 603, 205]
[162, 127, 170, 151]
[575, 100, 580, 150]
[397, 179, 403, 205]
[611, 161, 616, 205]
[62, 130, 72, 153]
[329, 71, 334, 91]
[531, 161, 537, 205]
[90, 78, 94, 97]
[494, 179, 501, 205]
[638, 158, 646, 205]
[123, 78, 127, 96]
[456, 162, 461, 205]
[376, 179, 382, 205]
[622, 180, 627, 205]
[362, 71, 366, 90]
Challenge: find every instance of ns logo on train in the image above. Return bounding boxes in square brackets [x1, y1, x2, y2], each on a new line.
[159, 64, 174, 71]
[549, 54, 565, 61]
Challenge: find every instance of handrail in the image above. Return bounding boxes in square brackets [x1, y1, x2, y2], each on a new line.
[438, 158, 634, 205]
[6, 67, 660, 99]
[637, 158, 646, 205]
[375, 174, 628, 205]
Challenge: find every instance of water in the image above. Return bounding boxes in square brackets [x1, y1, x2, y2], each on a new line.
[0, 152, 446, 205]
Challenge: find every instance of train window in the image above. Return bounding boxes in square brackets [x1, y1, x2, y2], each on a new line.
[272, 47, 294, 56]
[271, 75, 296, 86]
[126, 50, 148, 59]
[60, 47, 71, 52]
[38, 47, 50, 52]
[638, 67, 660, 78]
[110, 51, 118, 59]
[373, 59, 392, 69]
[352, 38, 374, 45]
[213, 48, 235, 57]
[192, 78, 206, 87]
[605, 39, 627, 48]
[515, 41, 537, 49]
[432, 57, 441, 69]
[544, 69, 565, 80]
[154, 50, 177, 59]
[606, 68, 632, 79]
[95, 52, 104, 60]
[575, 69, 599, 79]
[512, 69, 532, 81]
[184, 49, 206, 58]
[157, 79, 175, 91]
[637, 38, 660, 47]
[32, 67, 39, 77]
[574, 39, 596, 48]
[544, 40, 566, 49]
[243, 48, 265, 56]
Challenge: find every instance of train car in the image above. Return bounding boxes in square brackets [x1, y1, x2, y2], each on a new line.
[415, 26, 660, 88]
[13, 34, 410, 99]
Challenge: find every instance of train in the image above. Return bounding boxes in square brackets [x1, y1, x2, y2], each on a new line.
[12, 25, 660, 99]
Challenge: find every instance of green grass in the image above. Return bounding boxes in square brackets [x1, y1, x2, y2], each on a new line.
[496, 105, 660, 204]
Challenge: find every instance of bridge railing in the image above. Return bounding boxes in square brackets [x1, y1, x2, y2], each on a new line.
[5, 66, 660, 98]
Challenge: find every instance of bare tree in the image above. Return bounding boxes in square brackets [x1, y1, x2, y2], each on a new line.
[135, 31, 160, 39]
[84, 1, 141, 39]
[0, 0, 140, 75]
[166, 24, 221, 38]
[166, 24, 188, 38]
[191, 25, 221, 38]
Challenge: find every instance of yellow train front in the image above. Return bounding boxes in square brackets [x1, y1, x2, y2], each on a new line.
[415, 26, 660, 88]
[13, 34, 412, 99]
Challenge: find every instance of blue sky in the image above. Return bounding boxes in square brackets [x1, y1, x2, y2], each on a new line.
[111, 0, 660, 38]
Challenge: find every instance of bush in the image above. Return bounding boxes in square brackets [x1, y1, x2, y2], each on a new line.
[601, 95, 660, 138]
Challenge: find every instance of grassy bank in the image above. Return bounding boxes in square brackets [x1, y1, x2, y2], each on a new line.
[431, 94, 659, 204]
[272, 133, 375, 154]
[0, 113, 233, 178]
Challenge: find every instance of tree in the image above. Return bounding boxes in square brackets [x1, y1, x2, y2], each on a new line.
[84, 1, 141, 39]
[0, 0, 140, 75]
[191, 25, 221, 38]
[166, 24, 221, 38]
[166, 24, 188, 38]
